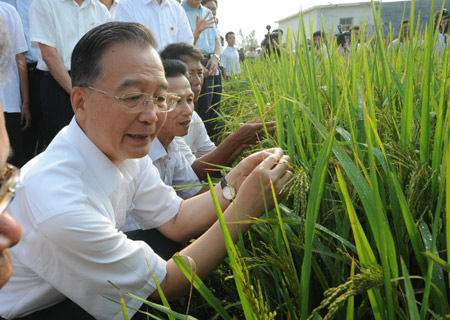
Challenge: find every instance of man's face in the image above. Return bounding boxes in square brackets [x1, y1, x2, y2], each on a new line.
[0, 102, 22, 288]
[158, 76, 194, 140]
[226, 33, 236, 47]
[203, 1, 217, 17]
[181, 55, 203, 102]
[73, 44, 168, 166]
[313, 36, 322, 48]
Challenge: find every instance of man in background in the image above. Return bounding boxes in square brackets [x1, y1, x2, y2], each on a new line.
[29, 0, 109, 143]
[1, 0, 46, 162]
[0, 2, 30, 167]
[114, 0, 193, 51]
[221, 31, 240, 79]
[182, 0, 221, 137]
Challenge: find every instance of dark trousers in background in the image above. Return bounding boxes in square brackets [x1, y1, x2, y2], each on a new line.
[7, 229, 183, 320]
[4, 112, 25, 167]
[40, 72, 73, 144]
[22, 63, 46, 163]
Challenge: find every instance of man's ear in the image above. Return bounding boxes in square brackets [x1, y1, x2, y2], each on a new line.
[71, 86, 88, 121]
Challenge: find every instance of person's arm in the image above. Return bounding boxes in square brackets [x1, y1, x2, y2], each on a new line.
[15, 53, 31, 130]
[39, 43, 72, 94]
[205, 37, 220, 76]
[152, 148, 292, 300]
[192, 121, 277, 180]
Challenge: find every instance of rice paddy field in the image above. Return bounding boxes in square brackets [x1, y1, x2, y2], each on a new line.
[120, 1, 450, 319]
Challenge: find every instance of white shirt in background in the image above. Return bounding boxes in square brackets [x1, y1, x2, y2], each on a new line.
[29, 0, 110, 71]
[113, 0, 193, 51]
[0, 118, 182, 320]
[0, 2, 27, 113]
[221, 45, 240, 76]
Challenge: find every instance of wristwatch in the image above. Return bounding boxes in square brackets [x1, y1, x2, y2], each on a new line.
[220, 177, 236, 201]
[213, 53, 220, 61]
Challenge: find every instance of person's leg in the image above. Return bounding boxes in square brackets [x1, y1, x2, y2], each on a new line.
[195, 74, 215, 135]
[22, 64, 46, 162]
[4, 112, 25, 167]
[13, 299, 95, 320]
[209, 72, 223, 141]
[40, 72, 73, 144]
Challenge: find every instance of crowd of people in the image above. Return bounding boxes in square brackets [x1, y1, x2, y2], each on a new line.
[0, 0, 291, 319]
[306, 9, 450, 57]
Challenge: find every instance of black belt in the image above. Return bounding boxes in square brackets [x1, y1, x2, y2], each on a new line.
[26, 62, 39, 72]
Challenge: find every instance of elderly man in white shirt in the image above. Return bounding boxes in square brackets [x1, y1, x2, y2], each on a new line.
[29, 0, 110, 143]
[113, 0, 193, 51]
[0, 22, 292, 319]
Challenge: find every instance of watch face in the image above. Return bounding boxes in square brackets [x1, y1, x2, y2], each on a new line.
[223, 185, 236, 200]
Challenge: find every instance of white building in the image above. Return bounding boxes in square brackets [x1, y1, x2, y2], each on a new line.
[275, 1, 379, 45]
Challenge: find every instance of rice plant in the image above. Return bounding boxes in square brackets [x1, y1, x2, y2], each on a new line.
[123, 0, 450, 318]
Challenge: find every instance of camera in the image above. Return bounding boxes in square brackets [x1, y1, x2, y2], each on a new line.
[335, 24, 350, 47]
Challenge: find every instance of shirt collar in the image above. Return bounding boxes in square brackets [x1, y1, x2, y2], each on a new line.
[148, 137, 168, 162]
[144, 0, 171, 7]
[181, 1, 201, 11]
[66, 118, 124, 196]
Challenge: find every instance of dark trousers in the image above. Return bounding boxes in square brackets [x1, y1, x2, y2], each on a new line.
[40, 72, 73, 144]
[22, 63, 46, 162]
[7, 229, 183, 320]
[4, 112, 25, 167]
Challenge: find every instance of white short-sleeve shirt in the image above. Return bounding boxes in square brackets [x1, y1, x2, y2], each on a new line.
[29, 0, 110, 71]
[113, 0, 193, 51]
[0, 2, 28, 113]
[221, 46, 241, 75]
[180, 111, 216, 162]
[0, 118, 183, 320]
[150, 137, 202, 199]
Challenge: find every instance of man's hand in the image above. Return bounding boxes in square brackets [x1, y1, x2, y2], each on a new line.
[205, 56, 219, 76]
[228, 120, 276, 149]
[194, 13, 215, 37]
[20, 103, 31, 131]
[225, 148, 290, 194]
[231, 148, 292, 214]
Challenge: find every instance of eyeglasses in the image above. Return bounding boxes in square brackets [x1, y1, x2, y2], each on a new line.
[86, 86, 180, 113]
[0, 163, 19, 216]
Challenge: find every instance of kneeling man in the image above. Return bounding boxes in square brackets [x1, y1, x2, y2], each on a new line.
[0, 22, 292, 320]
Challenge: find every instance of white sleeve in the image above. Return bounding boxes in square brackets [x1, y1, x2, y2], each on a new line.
[130, 157, 182, 229]
[34, 210, 167, 320]
[29, 0, 55, 48]
[188, 112, 216, 157]
[9, 6, 27, 54]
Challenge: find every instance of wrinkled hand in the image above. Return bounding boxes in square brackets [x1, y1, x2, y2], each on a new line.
[20, 103, 31, 131]
[230, 148, 292, 215]
[194, 13, 215, 37]
[226, 148, 290, 192]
